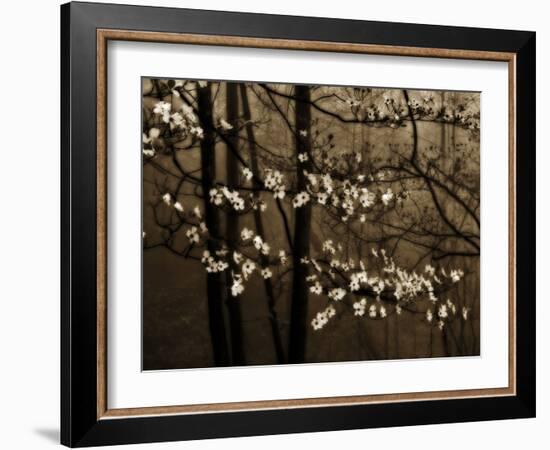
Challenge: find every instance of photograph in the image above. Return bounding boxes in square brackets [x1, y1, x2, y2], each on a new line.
[141, 78, 481, 370]
[0, 0, 540, 447]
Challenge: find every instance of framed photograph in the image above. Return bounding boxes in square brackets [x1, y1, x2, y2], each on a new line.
[61, 1, 536, 447]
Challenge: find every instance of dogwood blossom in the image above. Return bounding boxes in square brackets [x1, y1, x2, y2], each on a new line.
[310, 282, 323, 295]
[242, 259, 256, 279]
[241, 227, 254, 241]
[219, 118, 233, 130]
[264, 169, 284, 189]
[316, 192, 328, 205]
[190, 126, 204, 139]
[209, 188, 223, 205]
[233, 252, 243, 264]
[359, 189, 376, 208]
[273, 187, 286, 199]
[153, 101, 171, 123]
[264, 169, 286, 199]
[328, 288, 346, 301]
[311, 305, 336, 330]
[253, 236, 264, 251]
[426, 309, 433, 323]
[381, 188, 394, 206]
[143, 127, 160, 143]
[186, 226, 200, 243]
[242, 167, 253, 181]
[169, 112, 184, 130]
[450, 269, 464, 283]
[353, 298, 367, 316]
[292, 191, 311, 208]
[322, 240, 336, 255]
[201, 250, 229, 273]
[231, 275, 244, 297]
[261, 268, 273, 279]
[369, 304, 377, 318]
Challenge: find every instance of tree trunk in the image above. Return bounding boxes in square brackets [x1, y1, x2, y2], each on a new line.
[197, 83, 231, 366]
[288, 85, 313, 363]
[239, 84, 286, 364]
[224, 82, 246, 365]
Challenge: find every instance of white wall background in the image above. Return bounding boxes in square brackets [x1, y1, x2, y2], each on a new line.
[0, 0, 546, 449]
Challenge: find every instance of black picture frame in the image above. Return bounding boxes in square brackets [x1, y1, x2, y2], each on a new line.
[61, 1, 536, 447]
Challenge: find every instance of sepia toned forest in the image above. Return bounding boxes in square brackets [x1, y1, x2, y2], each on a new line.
[142, 78, 480, 370]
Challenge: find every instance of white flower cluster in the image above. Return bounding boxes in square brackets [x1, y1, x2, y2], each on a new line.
[426, 298, 466, 330]
[261, 268, 273, 279]
[242, 259, 256, 279]
[159, 194, 210, 244]
[292, 191, 311, 208]
[328, 288, 346, 301]
[209, 187, 246, 211]
[338, 90, 479, 133]
[301, 170, 394, 223]
[153, 101, 171, 123]
[193, 226, 287, 298]
[227, 255, 274, 297]
[450, 269, 464, 283]
[231, 274, 245, 297]
[240, 227, 254, 241]
[242, 167, 253, 181]
[359, 188, 376, 208]
[219, 118, 233, 131]
[322, 239, 336, 255]
[201, 250, 229, 273]
[381, 188, 394, 206]
[353, 298, 367, 316]
[349, 270, 369, 292]
[306, 241, 467, 330]
[240, 227, 272, 256]
[252, 235, 271, 255]
[264, 169, 286, 199]
[151, 101, 203, 138]
[162, 193, 171, 205]
[186, 226, 200, 244]
[310, 281, 323, 295]
[184, 218, 207, 245]
[142, 127, 161, 157]
[311, 305, 336, 331]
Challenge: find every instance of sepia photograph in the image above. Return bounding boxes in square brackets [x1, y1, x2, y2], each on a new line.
[56, 3, 536, 446]
[141, 78, 481, 370]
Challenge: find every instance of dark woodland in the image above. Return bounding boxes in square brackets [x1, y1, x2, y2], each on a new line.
[141, 78, 480, 370]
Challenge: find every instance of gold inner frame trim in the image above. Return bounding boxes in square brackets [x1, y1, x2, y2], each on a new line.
[96, 28, 517, 420]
